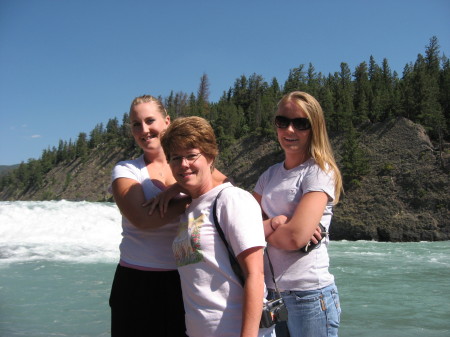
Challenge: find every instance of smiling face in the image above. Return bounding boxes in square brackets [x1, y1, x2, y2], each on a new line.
[276, 100, 311, 158]
[129, 101, 170, 153]
[168, 148, 213, 198]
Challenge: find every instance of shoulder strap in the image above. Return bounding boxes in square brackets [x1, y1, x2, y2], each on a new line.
[265, 246, 282, 297]
[212, 186, 246, 286]
[213, 186, 281, 294]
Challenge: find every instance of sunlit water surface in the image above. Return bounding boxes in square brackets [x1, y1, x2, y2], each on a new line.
[1, 201, 449, 336]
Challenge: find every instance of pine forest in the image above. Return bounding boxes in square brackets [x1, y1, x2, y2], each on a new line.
[1, 36, 449, 196]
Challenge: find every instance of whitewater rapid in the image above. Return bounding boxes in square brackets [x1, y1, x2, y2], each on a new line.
[0, 200, 122, 264]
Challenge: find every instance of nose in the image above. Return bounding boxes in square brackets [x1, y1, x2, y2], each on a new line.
[140, 122, 150, 133]
[179, 157, 190, 167]
[285, 122, 296, 132]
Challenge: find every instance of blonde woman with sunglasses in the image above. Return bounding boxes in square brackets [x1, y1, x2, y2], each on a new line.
[253, 91, 343, 337]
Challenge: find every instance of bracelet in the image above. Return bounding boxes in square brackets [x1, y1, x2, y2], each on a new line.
[269, 218, 275, 231]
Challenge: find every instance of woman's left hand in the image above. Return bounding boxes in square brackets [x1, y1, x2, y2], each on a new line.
[143, 184, 183, 217]
[309, 225, 323, 244]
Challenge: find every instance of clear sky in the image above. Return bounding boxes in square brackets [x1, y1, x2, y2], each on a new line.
[1, 0, 449, 166]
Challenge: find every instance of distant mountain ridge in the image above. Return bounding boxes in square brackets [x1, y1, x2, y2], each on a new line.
[1, 117, 448, 242]
[0, 165, 19, 176]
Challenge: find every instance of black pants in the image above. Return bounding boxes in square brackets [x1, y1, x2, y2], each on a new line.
[109, 264, 187, 337]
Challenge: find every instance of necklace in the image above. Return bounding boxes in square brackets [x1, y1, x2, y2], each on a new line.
[144, 156, 167, 181]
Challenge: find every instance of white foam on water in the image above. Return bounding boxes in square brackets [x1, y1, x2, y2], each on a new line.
[0, 200, 122, 264]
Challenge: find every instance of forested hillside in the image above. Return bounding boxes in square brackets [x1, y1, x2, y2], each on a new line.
[1, 37, 449, 241]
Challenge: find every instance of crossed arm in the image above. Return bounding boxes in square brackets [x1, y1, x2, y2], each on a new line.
[253, 191, 328, 251]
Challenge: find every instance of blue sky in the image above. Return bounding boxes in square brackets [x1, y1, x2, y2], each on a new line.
[1, 0, 449, 166]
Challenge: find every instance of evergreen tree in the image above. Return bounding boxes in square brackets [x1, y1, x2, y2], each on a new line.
[439, 56, 450, 136]
[306, 63, 320, 98]
[165, 91, 175, 117]
[120, 113, 135, 148]
[283, 64, 307, 93]
[187, 93, 197, 117]
[106, 117, 120, 145]
[399, 63, 415, 120]
[197, 73, 210, 117]
[423, 36, 447, 144]
[425, 36, 441, 77]
[268, 77, 281, 100]
[89, 123, 104, 149]
[213, 97, 244, 139]
[246, 73, 267, 130]
[40, 147, 56, 172]
[261, 77, 282, 136]
[318, 84, 335, 131]
[368, 55, 383, 122]
[172, 92, 189, 117]
[27, 159, 44, 188]
[75, 132, 89, 161]
[334, 63, 353, 131]
[67, 139, 76, 161]
[56, 139, 67, 163]
[353, 61, 370, 125]
[411, 52, 444, 140]
[232, 75, 249, 111]
[324, 73, 340, 131]
[380, 58, 395, 119]
[14, 162, 30, 189]
[341, 124, 370, 188]
[391, 71, 402, 117]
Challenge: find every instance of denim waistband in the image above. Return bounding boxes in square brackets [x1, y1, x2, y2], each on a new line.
[268, 282, 336, 295]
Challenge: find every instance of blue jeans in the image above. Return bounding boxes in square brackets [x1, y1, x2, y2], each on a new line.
[268, 283, 341, 337]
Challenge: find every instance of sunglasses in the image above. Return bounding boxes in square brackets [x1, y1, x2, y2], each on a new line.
[274, 115, 311, 130]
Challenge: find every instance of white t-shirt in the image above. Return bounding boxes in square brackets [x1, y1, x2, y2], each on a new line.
[254, 158, 336, 291]
[174, 182, 270, 337]
[111, 155, 179, 269]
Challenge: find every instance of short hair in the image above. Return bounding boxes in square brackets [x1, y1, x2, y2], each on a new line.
[129, 94, 167, 116]
[160, 116, 219, 165]
[278, 91, 343, 203]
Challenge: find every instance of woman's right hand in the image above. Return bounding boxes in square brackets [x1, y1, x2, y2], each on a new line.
[271, 215, 288, 231]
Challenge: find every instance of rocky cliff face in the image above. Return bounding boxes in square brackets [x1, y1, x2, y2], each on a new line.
[0, 147, 129, 202]
[330, 118, 449, 241]
[1, 117, 449, 241]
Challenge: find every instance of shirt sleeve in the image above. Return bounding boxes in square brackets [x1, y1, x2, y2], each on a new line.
[112, 160, 140, 182]
[217, 187, 266, 257]
[108, 159, 142, 195]
[254, 166, 271, 196]
[302, 165, 336, 202]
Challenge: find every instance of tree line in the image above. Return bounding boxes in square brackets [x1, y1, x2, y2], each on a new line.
[1, 36, 448, 194]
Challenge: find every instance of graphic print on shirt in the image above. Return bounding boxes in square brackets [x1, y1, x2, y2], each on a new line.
[173, 214, 204, 267]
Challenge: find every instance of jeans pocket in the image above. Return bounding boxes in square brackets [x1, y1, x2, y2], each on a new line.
[290, 291, 324, 317]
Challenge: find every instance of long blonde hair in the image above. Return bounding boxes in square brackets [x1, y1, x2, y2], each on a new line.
[278, 91, 343, 203]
